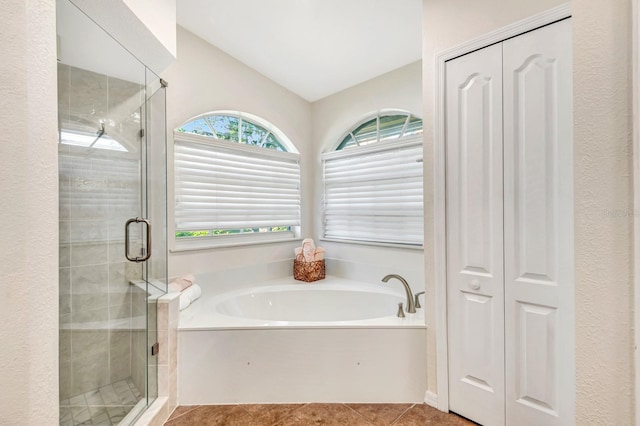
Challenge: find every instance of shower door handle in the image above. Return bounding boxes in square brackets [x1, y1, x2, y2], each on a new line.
[125, 217, 152, 262]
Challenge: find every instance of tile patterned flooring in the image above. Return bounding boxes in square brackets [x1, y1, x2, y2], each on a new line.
[164, 403, 477, 426]
[59, 378, 143, 426]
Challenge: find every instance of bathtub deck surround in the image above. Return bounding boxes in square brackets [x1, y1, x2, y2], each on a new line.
[179, 275, 425, 328]
[164, 403, 474, 425]
[177, 275, 427, 404]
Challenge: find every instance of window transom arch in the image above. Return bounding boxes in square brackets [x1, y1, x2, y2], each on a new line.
[333, 110, 423, 151]
[176, 110, 298, 153]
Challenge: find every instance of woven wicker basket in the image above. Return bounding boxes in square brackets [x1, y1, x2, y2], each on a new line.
[293, 256, 326, 282]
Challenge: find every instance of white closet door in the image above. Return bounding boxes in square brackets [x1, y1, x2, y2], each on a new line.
[446, 43, 505, 426]
[503, 19, 574, 426]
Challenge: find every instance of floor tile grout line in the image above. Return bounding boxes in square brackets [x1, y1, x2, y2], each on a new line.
[270, 403, 309, 426]
[165, 405, 202, 424]
[341, 403, 378, 425]
[342, 403, 418, 426]
[389, 403, 417, 426]
[234, 403, 251, 417]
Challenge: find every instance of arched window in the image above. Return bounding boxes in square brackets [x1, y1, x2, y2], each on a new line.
[336, 113, 423, 150]
[177, 113, 291, 151]
[174, 112, 300, 246]
[322, 111, 423, 246]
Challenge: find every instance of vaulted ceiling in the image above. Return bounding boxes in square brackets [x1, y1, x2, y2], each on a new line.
[177, 0, 423, 102]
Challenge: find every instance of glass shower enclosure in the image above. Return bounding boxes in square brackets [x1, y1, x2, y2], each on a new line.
[57, 1, 167, 424]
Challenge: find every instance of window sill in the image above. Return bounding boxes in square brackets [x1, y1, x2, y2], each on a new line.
[170, 234, 301, 253]
[320, 237, 424, 251]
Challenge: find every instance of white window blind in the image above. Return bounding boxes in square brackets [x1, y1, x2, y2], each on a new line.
[322, 138, 423, 246]
[174, 133, 301, 234]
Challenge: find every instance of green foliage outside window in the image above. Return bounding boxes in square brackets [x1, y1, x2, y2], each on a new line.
[176, 226, 291, 239]
[177, 113, 285, 151]
[175, 230, 210, 238]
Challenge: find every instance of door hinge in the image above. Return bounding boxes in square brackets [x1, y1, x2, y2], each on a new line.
[139, 128, 145, 139]
[151, 342, 159, 356]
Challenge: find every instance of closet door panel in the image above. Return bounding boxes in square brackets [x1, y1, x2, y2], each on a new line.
[446, 43, 505, 426]
[503, 19, 574, 426]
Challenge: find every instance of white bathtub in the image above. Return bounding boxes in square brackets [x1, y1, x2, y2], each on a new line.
[178, 276, 427, 404]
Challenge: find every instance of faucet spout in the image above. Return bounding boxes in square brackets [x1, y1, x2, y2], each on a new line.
[381, 274, 416, 314]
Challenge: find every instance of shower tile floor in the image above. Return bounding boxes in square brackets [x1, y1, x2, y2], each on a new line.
[59, 378, 143, 426]
[164, 403, 477, 425]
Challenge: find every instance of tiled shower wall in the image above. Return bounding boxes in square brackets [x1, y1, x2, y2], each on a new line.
[133, 293, 179, 426]
[58, 63, 147, 399]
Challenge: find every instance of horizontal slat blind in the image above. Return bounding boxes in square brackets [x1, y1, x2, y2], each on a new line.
[322, 140, 423, 245]
[174, 137, 301, 232]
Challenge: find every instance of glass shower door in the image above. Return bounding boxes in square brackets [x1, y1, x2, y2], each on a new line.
[139, 72, 169, 410]
[57, 1, 167, 424]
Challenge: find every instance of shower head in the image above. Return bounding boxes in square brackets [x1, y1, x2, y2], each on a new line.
[89, 122, 106, 147]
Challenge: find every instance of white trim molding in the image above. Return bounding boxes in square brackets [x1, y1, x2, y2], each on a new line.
[432, 3, 571, 412]
[424, 391, 439, 409]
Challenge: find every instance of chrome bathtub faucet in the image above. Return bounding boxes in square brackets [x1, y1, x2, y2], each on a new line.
[381, 274, 416, 314]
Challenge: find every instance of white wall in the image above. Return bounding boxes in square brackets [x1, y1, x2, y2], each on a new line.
[122, 0, 177, 58]
[70, 0, 176, 74]
[0, 0, 59, 423]
[423, 0, 634, 423]
[164, 27, 313, 279]
[572, 0, 633, 423]
[311, 61, 424, 291]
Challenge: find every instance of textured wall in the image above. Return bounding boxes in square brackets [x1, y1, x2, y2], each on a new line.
[0, 0, 59, 424]
[573, 0, 634, 423]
